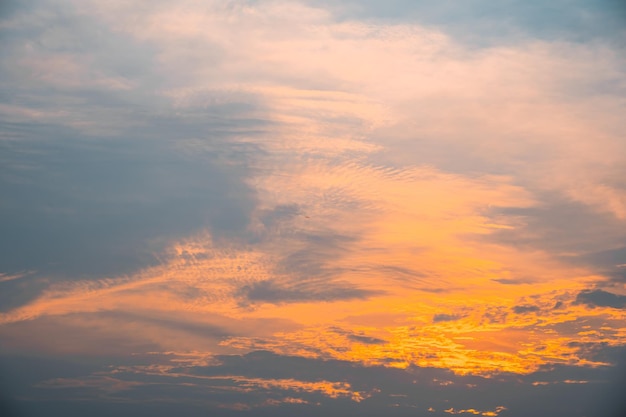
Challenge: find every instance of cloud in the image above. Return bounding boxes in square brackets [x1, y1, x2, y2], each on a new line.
[346, 334, 386, 345]
[237, 279, 377, 305]
[307, 0, 626, 45]
[0, 132, 259, 280]
[577, 246, 626, 283]
[329, 327, 386, 345]
[3, 349, 626, 417]
[491, 278, 533, 285]
[1, 1, 626, 416]
[433, 314, 463, 323]
[575, 289, 626, 309]
[484, 197, 626, 283]
[0, 0, 275, 292]
[274, 232, 358, 279]
[512, 305, 541, 314]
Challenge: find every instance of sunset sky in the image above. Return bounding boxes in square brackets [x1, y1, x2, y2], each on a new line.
[1, 1, 626, 416]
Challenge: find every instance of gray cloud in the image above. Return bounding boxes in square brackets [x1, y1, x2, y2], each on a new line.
[0, 129, 259, 280]
[370, 265, 429, 288]
[308, 0, 626, 47]
[0, 95, 264, 315]
[258, 204, 301, 229]
[346, 334, 386, 345]
[432, 313, 463, 323]
[485, 197, 626, 283]
[100, 311, 233, 340]
[2, 348, 625, 417]
[487, 199, 625, 253]
[1, 1, 625, 416]
[275, 232, 357, 279]
[575, 289, 626, 309]
[329, 327, 386, 345]
[577, 247, 626, 283]
[492, 278, 533, 285]
[0, 0, 269, 309]
[482, 306, 508, 324]
[512, 305, 541, 314]
[237, 279, 377, 304]
[235, 229, 381, 305]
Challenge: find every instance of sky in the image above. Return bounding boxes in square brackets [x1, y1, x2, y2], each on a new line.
[1, 1, 626, 416]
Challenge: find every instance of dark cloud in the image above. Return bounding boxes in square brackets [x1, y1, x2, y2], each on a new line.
[258, 204, 301, 228]
[0, 0, 271, 320]
[482, 306, 508, 324]
[0, 119, 263, 315]
[0, 313, 161, 357]
[492, 278, 532, 285]
[100, 311, 232, 340]
[2, 348, 626, 417]
[249, 204, 303, 244]
[517, 315, 621, 347]
[417, 287, 462, 293]
[485, 197, 626, 283]
[236, 230, 381, 305]
[329, 327, 386, 345]
[237, 279, 377, 304]
[0, 274, 49, 313]
[575, 289, 626, 309]
[276, 232, 357, 279]
[0, 124, 259, 279]
[487, 199, 624, 253]
[577, 246, 626, 283]
[565, 341, 626, 365]
[512, 305, 541, 314]
[308, 0, 626, 46]
[372, 265, 429, 288]
[346, 334, 386, 345]
[432, 313, 463, 323]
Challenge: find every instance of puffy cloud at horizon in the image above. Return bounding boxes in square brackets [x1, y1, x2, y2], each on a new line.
[1, 0, 625, 416]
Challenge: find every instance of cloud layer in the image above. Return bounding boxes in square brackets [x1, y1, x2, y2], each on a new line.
[1, 0, 625, 416]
